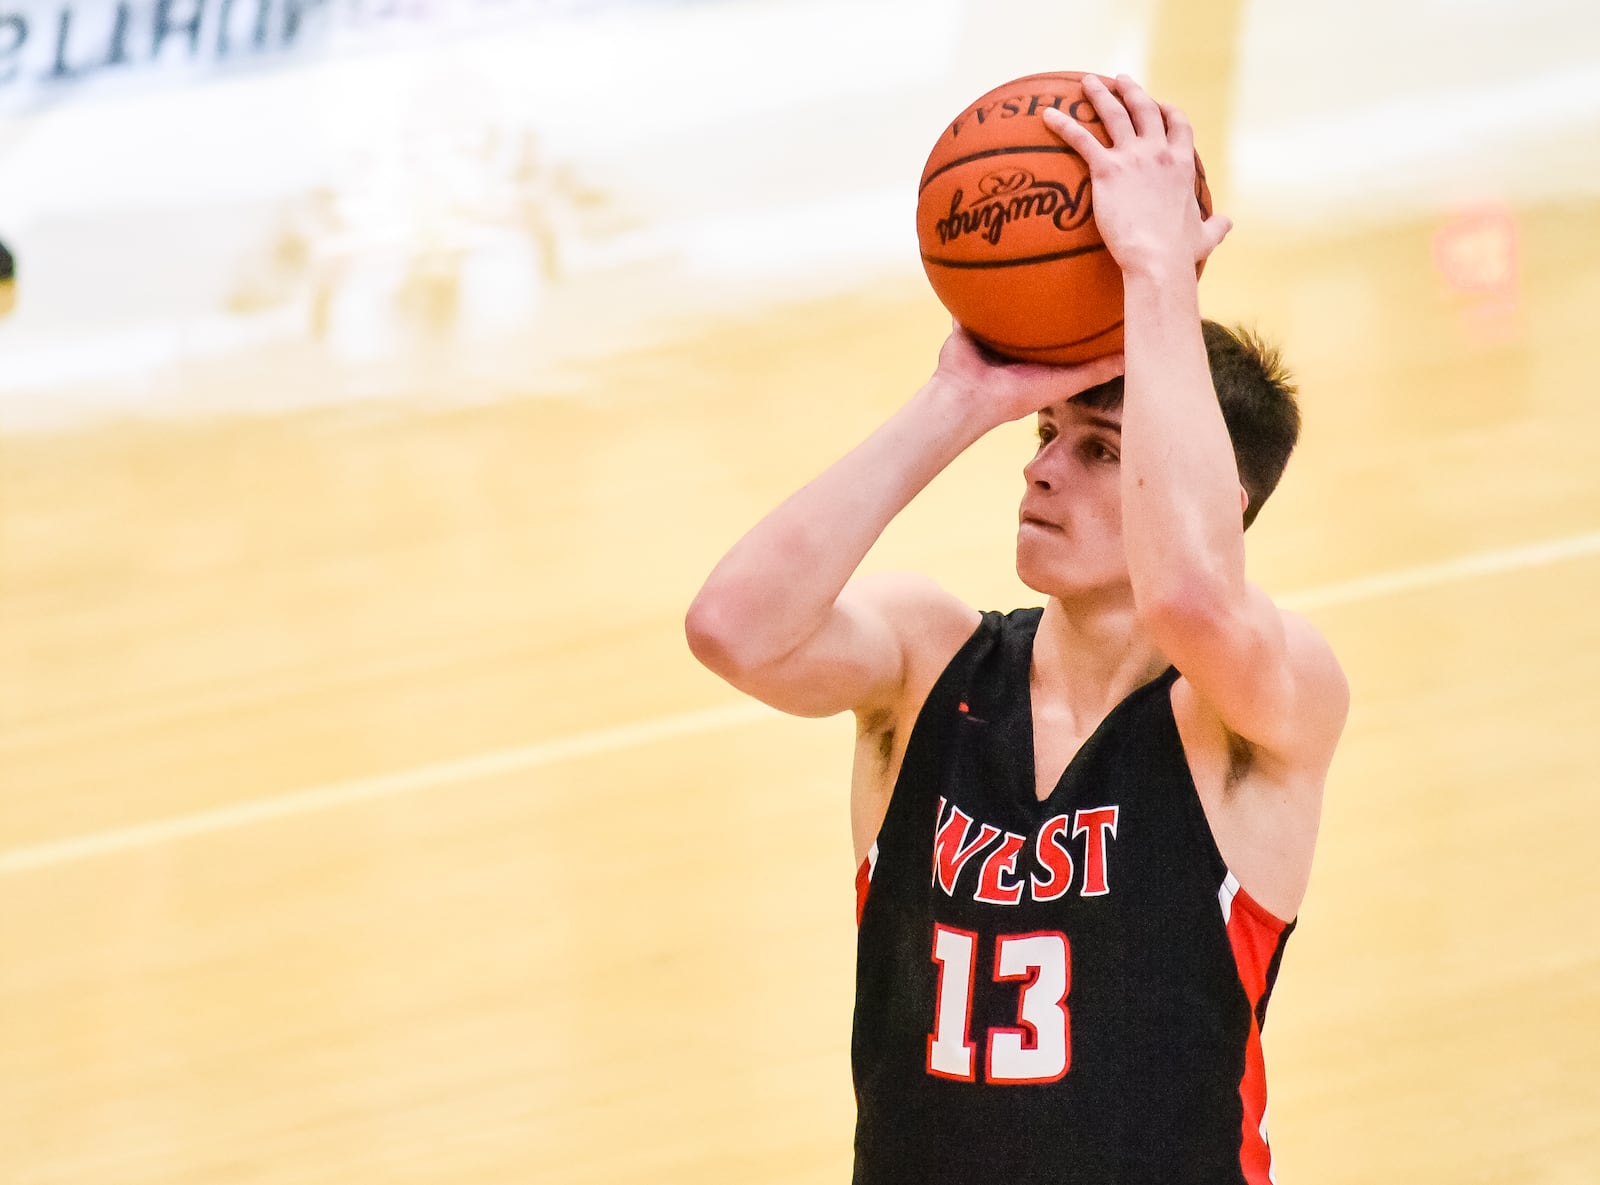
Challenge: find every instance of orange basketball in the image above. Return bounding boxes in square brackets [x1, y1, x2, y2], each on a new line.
[917, 71, 1212, 364]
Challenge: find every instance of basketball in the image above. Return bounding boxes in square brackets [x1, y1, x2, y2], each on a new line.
[916, 71, 1213, 364]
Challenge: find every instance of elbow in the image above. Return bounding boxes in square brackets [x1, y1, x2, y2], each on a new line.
[685, 591, 733, 672]
[685, 588, 763, 678]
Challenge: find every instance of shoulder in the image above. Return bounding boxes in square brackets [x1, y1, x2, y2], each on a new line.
[1171, 609, 1346, 917]
[842, 572, 983, 648]
[1174, 603, 1348, 775]
[843, 572, 982, 722]
[844, 570, 972, 610]
[1274, 608, 1350, 759]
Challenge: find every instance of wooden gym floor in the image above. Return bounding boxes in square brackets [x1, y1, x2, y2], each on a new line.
[3, 14, 1599, 1185]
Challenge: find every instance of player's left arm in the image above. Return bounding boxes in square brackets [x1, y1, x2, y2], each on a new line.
[1047, 75, 1348, 762]
[1122, 288, 1348, 758]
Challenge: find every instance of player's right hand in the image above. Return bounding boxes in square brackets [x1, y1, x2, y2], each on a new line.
[933, 321, 1126, 425]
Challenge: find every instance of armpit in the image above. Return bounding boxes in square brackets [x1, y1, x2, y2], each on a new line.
[1225, 729, 1254, 790]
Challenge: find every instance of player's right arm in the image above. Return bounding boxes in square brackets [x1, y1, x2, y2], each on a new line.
[686, 331, 1125, 719]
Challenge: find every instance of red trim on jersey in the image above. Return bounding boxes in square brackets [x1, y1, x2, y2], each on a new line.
[1223, 880, 1291, 1185]
[856, 855, 872, 925]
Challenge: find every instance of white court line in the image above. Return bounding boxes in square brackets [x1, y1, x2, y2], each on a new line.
[0, 702, 770, 876]
[4, 529, 1598, 877]
[1279, 531, 1600, 611]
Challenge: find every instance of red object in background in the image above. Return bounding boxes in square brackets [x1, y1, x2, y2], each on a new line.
[1433, 206, 1520, 298]
[1432, 205, 1521, 340]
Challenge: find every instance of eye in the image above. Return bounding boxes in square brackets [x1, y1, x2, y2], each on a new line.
[1082, 438, 1120, 464]
[1035, 422, 1057, 448]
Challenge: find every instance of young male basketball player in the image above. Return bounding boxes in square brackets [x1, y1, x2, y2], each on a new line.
[685, 74, 1348, 1184]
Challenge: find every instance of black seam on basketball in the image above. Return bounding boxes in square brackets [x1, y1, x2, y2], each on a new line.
[919, 144, 1083, 194]
[921, 243, 1108, 270]
[979, 320, 1124, 353]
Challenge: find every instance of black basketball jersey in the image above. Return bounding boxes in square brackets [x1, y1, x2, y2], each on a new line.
[852, 608, 1294, 1185]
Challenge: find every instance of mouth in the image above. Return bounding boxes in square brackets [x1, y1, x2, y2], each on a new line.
[1018, 513, 1063, 533]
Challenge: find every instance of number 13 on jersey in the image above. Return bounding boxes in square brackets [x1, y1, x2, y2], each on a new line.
[928, 925, 1072, 1084]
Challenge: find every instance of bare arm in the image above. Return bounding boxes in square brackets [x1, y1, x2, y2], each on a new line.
[1119, 268, 1347, 759]
[686, 333, 1126, 720]
[1045, 76, 1348, 761]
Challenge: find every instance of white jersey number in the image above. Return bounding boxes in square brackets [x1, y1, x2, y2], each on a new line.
[927, 926, 1071, 1084]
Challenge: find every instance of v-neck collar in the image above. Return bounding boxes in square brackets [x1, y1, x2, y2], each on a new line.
[1017, 621, 1178, 811]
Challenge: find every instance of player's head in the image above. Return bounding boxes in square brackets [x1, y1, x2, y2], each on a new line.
[1016, 322, 1299, 599]
[1072, 321, 1300, 528]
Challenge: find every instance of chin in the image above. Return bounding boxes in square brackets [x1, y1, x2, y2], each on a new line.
[1015, 549, 1059, 597]
[1016, 548, 1124, 603]
[1018, 571, 1074, 600]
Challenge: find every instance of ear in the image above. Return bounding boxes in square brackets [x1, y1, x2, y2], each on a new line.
[1239, 484, 1249, 516]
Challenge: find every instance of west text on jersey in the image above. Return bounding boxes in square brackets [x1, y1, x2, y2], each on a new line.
[933, 797, 1119, 906]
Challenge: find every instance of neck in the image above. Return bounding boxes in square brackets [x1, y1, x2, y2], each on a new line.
[1030, 594, 1170, 729]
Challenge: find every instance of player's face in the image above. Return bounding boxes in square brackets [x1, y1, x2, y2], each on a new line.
[1015, 400, 1127, 598]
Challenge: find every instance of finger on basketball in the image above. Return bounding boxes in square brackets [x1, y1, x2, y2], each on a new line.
[1113, 74, 1163, 138]
[1160, 103, 1195, 152]
[1080, 73, 1134, 142]
[1040, 107, 1106, 164]
[1197, 212, 1234, 262]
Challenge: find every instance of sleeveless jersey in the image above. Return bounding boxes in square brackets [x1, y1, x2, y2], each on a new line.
[852, 608, 1295, 1185]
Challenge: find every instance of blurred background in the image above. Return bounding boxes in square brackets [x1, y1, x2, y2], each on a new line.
[1, 0, 1597, 1181]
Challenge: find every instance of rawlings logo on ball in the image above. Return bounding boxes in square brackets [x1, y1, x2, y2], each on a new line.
[934, 172, 1093, 248]
[978, 169, 1035, 198]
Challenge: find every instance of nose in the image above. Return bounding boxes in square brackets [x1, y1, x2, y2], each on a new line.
[1023, 437, 1060, 491]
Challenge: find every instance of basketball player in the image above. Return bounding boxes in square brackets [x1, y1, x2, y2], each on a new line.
[686, 74, 1348, 1184]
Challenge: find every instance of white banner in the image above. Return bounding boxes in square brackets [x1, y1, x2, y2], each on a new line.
[0, 0, 655, 109]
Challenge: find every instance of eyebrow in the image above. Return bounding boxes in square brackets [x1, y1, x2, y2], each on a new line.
[1040, 408, 1122, 435]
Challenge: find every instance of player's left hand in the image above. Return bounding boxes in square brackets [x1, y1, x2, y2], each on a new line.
[1042, 74, 1232, 276]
